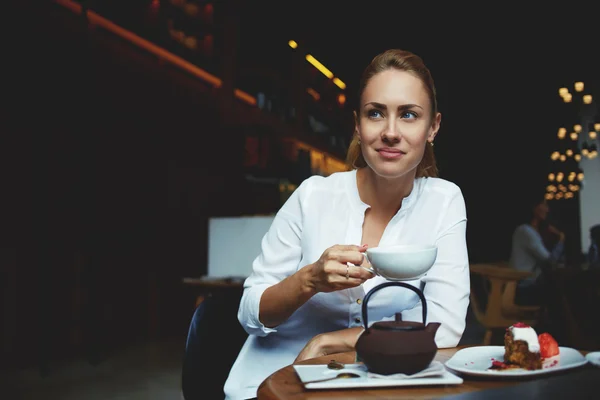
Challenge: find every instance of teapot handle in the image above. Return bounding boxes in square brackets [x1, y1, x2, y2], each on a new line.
[361, 281, 427, 333]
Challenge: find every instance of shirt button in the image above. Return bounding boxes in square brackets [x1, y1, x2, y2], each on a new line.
[355, 318, 361, 323]
[356, 299, 362, 305]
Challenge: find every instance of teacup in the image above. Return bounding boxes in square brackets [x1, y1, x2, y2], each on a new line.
[362, 244, 438, 281]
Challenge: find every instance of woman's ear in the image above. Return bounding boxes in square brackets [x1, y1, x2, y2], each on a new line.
[428, 112, 442, 142]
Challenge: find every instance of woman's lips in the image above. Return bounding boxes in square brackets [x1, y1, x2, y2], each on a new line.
[377, 149, 404, 159]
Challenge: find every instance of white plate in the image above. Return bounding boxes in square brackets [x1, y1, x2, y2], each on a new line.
[293, 362, 463, 389]
[586, 351, 600, 367]
[445, 346, 588, 377]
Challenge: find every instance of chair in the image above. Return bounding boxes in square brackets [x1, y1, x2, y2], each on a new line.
[547, 268, 600, 350]
[469, 262, 541, 345]
[181, 290, 248, 400]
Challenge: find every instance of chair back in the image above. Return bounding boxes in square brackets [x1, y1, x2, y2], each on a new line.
[181, 290, 248, 400]
[469, 262, 541, 344]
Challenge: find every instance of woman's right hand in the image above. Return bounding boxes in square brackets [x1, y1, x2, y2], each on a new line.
[305, 244, 374, 293]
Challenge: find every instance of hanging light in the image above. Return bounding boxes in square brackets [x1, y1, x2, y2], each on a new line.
[590, 131, 597, 140]
[566, 149, 574, 157]
[575, 154, 582, 162]
[559, 87, 569, 97]
[551, 151, 561, 160]
[564, 93, 573, 103]
[577, 172, 584, 181]
[595, 123, 600, 131]
[570, 132, 578, 140]
[558, 127, 567, 139]
[575, 82, 584, 92]
[589, 144, 598, 159]
[574, 124, 582, 132]
[557, 172, 564, 182]
[548, 173, 555, 181]
[560, 154, 567, 161]
[583, 95, 593, 104]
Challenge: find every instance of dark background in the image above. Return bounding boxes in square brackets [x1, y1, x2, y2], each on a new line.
[2, 0, 598, 368]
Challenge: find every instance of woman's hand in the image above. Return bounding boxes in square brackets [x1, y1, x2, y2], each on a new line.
[295, 327, 364, 363]
[304, 244, 374, 293]
[295, 334, 330, 362]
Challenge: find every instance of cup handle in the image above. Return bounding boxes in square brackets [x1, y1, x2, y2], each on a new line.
[357, 252, 375, 274]
[359, 265, 375, 274]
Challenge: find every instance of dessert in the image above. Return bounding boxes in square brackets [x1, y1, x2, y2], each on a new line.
[490, 322, 560, 371]
[503, 322, 542, 370]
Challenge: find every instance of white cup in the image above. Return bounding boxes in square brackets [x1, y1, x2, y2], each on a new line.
[362, 244, 438, 281]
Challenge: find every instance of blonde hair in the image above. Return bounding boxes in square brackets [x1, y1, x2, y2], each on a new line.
[346, 49, 439, 177]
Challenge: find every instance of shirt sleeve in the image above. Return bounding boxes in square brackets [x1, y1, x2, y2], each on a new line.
[522, 228, 552, 261]
[236, 179, 307, 337]
[400, 188, 470, 348]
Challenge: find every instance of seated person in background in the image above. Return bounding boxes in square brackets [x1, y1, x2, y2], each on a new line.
[509, 194, 565, 306]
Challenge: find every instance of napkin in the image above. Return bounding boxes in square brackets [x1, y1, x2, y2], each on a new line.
[367, 361, 446, 379]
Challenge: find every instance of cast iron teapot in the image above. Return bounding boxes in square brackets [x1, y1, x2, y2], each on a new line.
[355, 281, 441, 375]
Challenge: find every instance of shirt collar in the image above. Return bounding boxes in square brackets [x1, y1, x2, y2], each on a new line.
[347, 169, 423, 215]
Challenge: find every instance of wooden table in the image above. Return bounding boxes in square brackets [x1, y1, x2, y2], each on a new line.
[257, 346, 594, 399]
[182, 276, 244, 307]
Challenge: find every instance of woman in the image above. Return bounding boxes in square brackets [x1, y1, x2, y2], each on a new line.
[223, 49, 470, 400]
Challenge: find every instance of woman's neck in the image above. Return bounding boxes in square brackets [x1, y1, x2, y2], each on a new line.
[357, 167, 416, 215]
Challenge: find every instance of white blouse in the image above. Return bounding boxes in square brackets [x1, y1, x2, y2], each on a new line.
[224, 169, 470, 400]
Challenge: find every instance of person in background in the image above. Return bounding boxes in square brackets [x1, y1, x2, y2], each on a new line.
[223, 49, 470, 400]
[509, 195, 565, 306]
[587, 224, 600, 268]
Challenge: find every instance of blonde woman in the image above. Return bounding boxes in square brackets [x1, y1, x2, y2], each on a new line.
[224, 49, 470, 400]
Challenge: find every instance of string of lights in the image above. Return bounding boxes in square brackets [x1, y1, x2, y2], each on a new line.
[547, 82, 598, 200]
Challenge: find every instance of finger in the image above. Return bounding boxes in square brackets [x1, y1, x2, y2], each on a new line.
[330, 249, 367, 265]
[347, 263, 375, 280]
[331, 244, 368, 253]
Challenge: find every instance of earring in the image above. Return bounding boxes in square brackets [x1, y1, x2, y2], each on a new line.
[429, 141, 434, 147]
[357, 138, 361, 145]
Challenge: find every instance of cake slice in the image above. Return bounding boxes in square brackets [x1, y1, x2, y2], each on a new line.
[503, 322, 542, 370]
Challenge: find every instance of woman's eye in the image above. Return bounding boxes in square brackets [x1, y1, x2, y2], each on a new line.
[367, 109, 383, 118]
[402, 111, 417, 119]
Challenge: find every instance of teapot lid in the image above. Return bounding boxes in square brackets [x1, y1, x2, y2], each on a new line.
[372, 314, 425, 331]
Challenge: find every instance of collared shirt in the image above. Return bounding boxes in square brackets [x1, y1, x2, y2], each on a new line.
[224, 169, 470, 400]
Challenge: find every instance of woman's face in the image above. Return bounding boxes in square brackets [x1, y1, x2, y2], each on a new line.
[355, 69, 440, 179]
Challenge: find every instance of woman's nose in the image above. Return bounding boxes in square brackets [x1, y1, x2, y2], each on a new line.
[382, 121, 400, 142]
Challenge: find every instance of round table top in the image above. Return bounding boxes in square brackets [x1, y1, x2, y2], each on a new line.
[256, 346, 592, 400]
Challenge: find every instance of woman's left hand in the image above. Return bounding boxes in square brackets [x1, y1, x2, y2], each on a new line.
[295, 334, 329, 363]
[294, 327, 364, 363]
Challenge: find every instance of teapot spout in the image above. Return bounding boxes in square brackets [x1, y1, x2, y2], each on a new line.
[425, 322, 441, 336]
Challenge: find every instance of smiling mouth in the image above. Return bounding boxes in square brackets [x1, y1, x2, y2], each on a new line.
[377, 149, 404, 158]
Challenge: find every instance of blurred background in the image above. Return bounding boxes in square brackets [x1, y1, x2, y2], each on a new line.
[1, 0, 599, 398]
